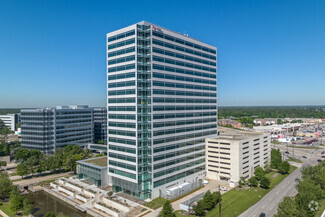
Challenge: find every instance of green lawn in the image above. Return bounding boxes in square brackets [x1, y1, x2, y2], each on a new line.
[202, 166, 297, 217]
[288, 157, 303, 163]
[175, 210, 195, 217]
[171, 186, 204, 203]
[205, 187, 267, 217]
[0, 202, 18, 217]
[143, 197, 168, 210]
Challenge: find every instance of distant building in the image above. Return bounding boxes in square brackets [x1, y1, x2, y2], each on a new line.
[21, 105, 94, 154]
[0, 114, 18, 131]
[218, 119, 241, 128]
[93, 107, 107, 144]
[253, 118, 277, 126]
[206, 127, 270, 187]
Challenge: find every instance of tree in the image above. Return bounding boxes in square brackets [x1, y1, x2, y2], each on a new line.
[202, 190, 215, 210]
[271, 149, 282, 169]
[158, 200, 176, 217]
[238, 177, 246, 188]
[212, 191, 221, 205]
[275, 196, 299, 217]
[16, 163, 29, 178]
[44, 212, 68, 217]
[46, 155, 60, 171]
[21, 197, 33, 216]
[278, 161, 290, 174]
[254, 167, 265, 180]
[260, 177, 271, 189]
[44, 211, 57, 217]
[295, 178, 324, 214]
[15, 148, 31, 162]
[0, 161, 7, 171]
[0, 127, 12, 143]
[0, 173, 13, 200]
[0, 119, 5, 131]
[248, 177, 258, 187]
[10, 187, 24, 213]
[64, 154, 84, 172]
[193, 199, 206, 216]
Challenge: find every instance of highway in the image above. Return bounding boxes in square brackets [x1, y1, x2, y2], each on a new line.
[239, 144, 322, 217]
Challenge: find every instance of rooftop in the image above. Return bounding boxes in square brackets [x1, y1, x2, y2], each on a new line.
[78, 156, 107, 167]
[210, 127, 265, 141]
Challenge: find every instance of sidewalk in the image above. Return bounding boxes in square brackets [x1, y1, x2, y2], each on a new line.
[14, 172, 70, 186]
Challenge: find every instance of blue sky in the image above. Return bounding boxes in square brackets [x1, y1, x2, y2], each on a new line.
[0, 0, 324, 108]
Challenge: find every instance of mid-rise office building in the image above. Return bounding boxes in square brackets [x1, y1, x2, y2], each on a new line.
[0, 114, 18, 131]
[21, 105, 94, 154]
[206, 127, 271, 187]
[93, 107, 107, 144]
[107, 21, 217, 199]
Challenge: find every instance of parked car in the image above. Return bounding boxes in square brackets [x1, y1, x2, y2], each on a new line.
[220, 186, 228, 191]
[295, 178, 299, 182]
[318, 159, 322, 162]
[285, 151, 289, 154]
[322, 156, 325, 158]
[203, 179, 209, 184]
[302, 156, 307, 159]
[322, 151, 325, 154]
[259, 213, 266, 217]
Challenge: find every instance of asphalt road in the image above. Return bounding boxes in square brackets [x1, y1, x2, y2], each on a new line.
[239, 146, 321, 217]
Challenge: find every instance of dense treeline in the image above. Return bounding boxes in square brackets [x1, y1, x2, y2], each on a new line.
[15, 145, 92, 177]
[218, 106, 325, 119]
[0, 109, 21, 115]
[0, 141, 21, 157]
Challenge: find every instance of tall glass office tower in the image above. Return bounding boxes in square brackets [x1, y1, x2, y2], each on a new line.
[107, 21, 217, 199]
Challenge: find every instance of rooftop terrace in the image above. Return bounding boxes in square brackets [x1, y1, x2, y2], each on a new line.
[79, 156, 107, 167]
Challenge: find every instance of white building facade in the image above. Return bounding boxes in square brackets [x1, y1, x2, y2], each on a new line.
[0, 114, 18, 131]
[206, 127, 270, 187]
[107, 21, 217, 199]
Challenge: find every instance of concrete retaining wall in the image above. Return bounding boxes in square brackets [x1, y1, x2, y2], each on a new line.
[58, 186, 74, 197]
[66, 182, 83, 192]
[94, 203, 119, 217]
[76, 194, 89, 203]
[84, 189, 96, 198]
[50, 183, 58, 189]
[103, 197, 130, 212]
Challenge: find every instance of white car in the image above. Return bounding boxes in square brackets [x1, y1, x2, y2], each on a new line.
[220, 186, 228, 191]
[203, 179, 209, 184]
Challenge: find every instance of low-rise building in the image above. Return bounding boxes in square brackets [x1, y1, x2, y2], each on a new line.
[253, 118, 277, 126]
[206, 127, 271, 187]
[218, 119, 242, 128]
[77, 156, 110, 187]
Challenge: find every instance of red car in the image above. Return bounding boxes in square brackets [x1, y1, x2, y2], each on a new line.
[322, 156, 325, 158]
